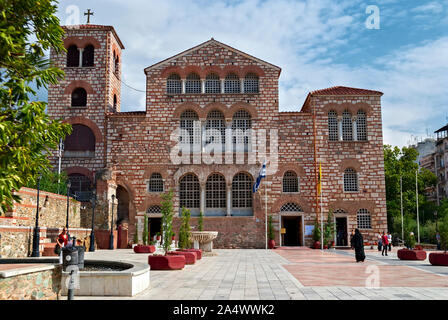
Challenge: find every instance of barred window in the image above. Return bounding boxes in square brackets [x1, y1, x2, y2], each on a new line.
[185, 73, 201, 94]
[357, 110, 367, 141]
[232, 173, 253, 208]
[205, 110, 225, 148]
[343, 168, 358, 192]
[167, 73, 182, 94]
[328, 111, 338, 141]
[67, 45, 79, 67]
[342, 110, 353, 141]
[280, 203, 302, 213]
[357, 209, 371, 229]
[71, 88, 87, 107]
[206, 174, 226, 208]
[148, 173, 164, 192]
[283, 171, 299, 193]
[232, 110, 252, 151]
[224, 73, 241, 93]
[179, 174, 200, 209]
[205, 73, 221, 93]
[180, 110, 200, 147]
[244, 73, 259, 93]
[333, 209, 347, 214]
[147, 205, 161, 214]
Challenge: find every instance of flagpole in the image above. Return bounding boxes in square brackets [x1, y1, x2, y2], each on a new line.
[416, 169, 420, 244]
[265, 173, 268, 250]
[400, 175, 404, 243]
[320, 162, 323, 251]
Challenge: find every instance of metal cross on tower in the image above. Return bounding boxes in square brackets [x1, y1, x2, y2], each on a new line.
[84, 9, 94, 24]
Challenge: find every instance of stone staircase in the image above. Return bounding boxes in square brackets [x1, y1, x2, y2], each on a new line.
[39, 237, 58, 257]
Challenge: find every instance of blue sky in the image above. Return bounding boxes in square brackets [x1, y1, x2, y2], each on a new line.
[47, 0, 448, 147]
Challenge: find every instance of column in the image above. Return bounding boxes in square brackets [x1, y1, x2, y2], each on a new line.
[78, 48, 84, 67]
[338, 116, 343, 141]
[201, 79, 205, 94]
[182, 79, 186, 94]
[240, 79, 244, 93]
[200, 183, 205, 214]
[352, 116, 358, 141]
[221, 79, 225, 94]
[226, 183, 232, 216]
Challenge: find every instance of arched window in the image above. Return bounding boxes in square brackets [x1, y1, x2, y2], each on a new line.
[357, 209, 371, 229]
[205, 110, 225, 150]
[147, 205, 162, 214]
[224, 73, 240, 93]
[82, 45, 94, 67]
[148, 173, 164, 192]
[185, 73, 201, 94]
[64, 124, 95, 155]
[342, 110, 353, 141]
[232, 110, 252, 151]
[333, 209, 347, 214]
[68, 173, 92, 201]
[328, 110, 338, 141]
[205, 73, 221, 93]
[167, 73, 182, 94]
[343, 168, 358, 192]
[206, 174, 226, 210]
[280, 203, 302, 213]
[66, 45, 79, 67]
[283, 171, 299, 193]
[357, 110, 367, 141]
[244, 73, 259, 93]
[180, 110, 200, 151]
[113, 94, 118, 111]
[232, 173, 253, 212]
[71, 88, 87, 107]
[179, 174, 200, 211]
[114, 53, 119, 75]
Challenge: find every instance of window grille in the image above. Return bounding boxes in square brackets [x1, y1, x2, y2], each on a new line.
[333, 209, 347, 214]
[167, 73, 182, 94]
[328, 111, 338, 141]
[147, 206, 161, 214]
[205, 110, 225, 148]
[180, 110, 200, 148]
[205, 73, 221, 93]
[343, 168, 358, 192]
[224, 73, 240, 93]
[232, 110, 252, 151]
[185, 73, 201, 94]
[357, 110, 367, 141]
[283, 171, 299, 193]
[206, 174, 226, 208]
[148, 173, 164, 192]
[244, 73, 259, 93]
[179, 174, 200, 209]
[232, 173, 253, 208]
[342, 110, 353, 141]
[357, 209, 371, 229]
[280, 203, 302, 212]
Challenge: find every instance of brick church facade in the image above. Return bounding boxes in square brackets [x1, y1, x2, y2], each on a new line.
[48, 24, 387, 248]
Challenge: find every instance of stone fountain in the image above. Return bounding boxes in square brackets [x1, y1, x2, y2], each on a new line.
[190, 231, 218, 256]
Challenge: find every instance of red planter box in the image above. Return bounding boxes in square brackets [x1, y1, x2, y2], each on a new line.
[133, 245, 156, 253]
[148, 255, 186, 270]
[169, 251, 197, 264]
[429, 252, 448, 266]
[397, 249, 427, 261]
[177, 249, 202, 260]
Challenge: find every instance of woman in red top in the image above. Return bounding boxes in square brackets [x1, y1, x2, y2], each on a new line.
[381, 231, 389, 256]
[57, 227, 69, 247]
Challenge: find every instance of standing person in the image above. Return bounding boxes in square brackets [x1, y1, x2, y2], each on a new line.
[387, 231, 392, 251]
[381, 231, 389, 256]
[436, 232, 441, 250]
[377, 232, 382, 252]
[350, 229, 355, 248]
[57, 227, 69, 264]
[351, 229, 365, 262]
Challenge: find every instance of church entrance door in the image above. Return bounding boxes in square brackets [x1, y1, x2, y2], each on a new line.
[335, 217, 348, 247]
[281, 216, 302, 246]
[148, 218, 162, 242]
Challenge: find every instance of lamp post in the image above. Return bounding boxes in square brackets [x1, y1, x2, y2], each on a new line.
[89, 189, 97, 252]
[109, 194, 116, 250]
[66, 180, 71, 240]
[31, 175, 42, 257]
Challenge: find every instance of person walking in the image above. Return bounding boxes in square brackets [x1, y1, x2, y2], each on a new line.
[57, 227, 69, 264]
[351, 229, 366, 262]
[387, 231, 392, 251]
[381, 231, 389, 256]
[377, 232, 382, 252]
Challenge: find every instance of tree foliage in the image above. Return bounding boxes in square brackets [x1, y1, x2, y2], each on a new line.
[161, 190, 174, 255]
[267, 215, 275, 241]
[0, 0, 72, 214]
[324, 209, 335, 247]
[142, 212, 148, 245]
[25, 170, 68, 195]
[178, 207, 191, 249]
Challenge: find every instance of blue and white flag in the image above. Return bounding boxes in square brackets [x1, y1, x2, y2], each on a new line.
[253, 162, 266, 193]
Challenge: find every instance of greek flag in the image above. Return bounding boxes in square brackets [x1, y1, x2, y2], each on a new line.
[253, 162, 266, 193]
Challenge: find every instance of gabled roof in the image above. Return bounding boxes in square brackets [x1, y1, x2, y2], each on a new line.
[62, 24, 125, 49]
[143, 38, 281, 75]
[435, 124, 448, 133]
[301, 86, 383, 112]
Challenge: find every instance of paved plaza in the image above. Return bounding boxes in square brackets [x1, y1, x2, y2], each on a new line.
[77, 247, 448, 300]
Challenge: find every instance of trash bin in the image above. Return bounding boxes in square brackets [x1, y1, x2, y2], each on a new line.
[62, 246, 79, 271]
[75, 246, 85, 269]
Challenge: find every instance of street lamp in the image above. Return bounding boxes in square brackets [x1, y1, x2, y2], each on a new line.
[89, 188, 97, 252]
[109, 194, 116, 250]
[66, 180, 71, 240]
[31, 175, 42, 257]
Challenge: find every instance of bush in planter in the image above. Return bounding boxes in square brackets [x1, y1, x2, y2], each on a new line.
[312, 219, 321, 248]
[324, 210, 335, 248]
[161, 190, 174, 255]
[178, 207, 192, 249]
[404, 231, 416, 249]
[142, 212, 149, 245]
[133, 222, 139, 244]
[267, 215, 275, 249]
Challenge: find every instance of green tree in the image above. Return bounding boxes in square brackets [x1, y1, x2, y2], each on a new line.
[324, 209, 335, 247]
[161, 190, 174, 255]
[142, 213, 148, 245]
[25, 170, 68, 195]
[312, 218, 321, 242]
[133, 222, 139, 244]
[0, 0, 72, 214]
[178, 207, 191, 249]
[439, 215, 448, 252]
[198, 211, 204, 231]
[267, 215, 275, 241]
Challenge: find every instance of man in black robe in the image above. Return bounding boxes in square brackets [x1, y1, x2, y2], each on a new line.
[351, 228, 366, 262]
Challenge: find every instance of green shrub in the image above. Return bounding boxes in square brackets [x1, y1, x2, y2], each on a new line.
[179, 207, 192, 249]
[161, 190, 174, 255]
[439, 215, 448, 252]
[312, 219, 321, 242]
[142, 213, 148, 245]
[268, 215, 275, 241]
[133, 223, 139, 244]
[324, 210, 335, 247]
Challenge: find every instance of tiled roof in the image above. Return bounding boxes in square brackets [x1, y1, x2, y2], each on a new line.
[310, 86, 383, 96]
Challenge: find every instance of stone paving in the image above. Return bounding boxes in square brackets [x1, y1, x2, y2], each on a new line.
[78, 248, 448, 300]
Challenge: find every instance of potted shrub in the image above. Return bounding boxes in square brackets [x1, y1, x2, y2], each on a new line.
[267, 215, 275, 249]
[397, 231, 427, 261]
[156, 232, 161, 241]
[171, 232, 176, 241]
[176, 207, 201, 261]
[148, 190, 186, 270]
[429, 216, 448, 266]
[324, 210, 335, 249]
[142, 212, 149, 245]
[312, 219, 321, 249]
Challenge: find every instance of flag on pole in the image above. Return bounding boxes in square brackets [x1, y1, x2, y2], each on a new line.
[317, 162, 322, 195]
[253, 162, 266, 193]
